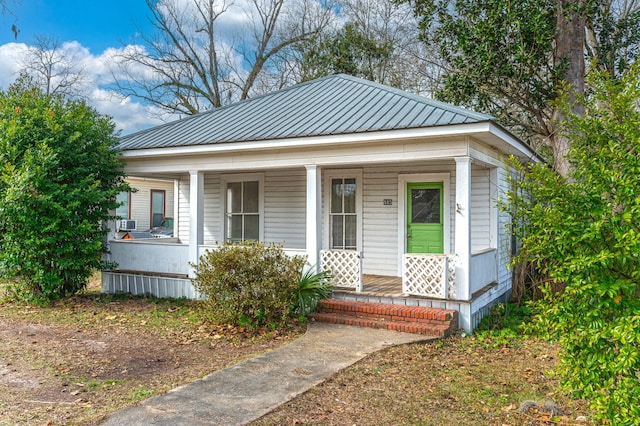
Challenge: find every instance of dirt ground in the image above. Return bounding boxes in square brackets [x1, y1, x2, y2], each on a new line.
[0, 287, 303, 425]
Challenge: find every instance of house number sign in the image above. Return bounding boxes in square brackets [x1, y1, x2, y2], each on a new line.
[383, 199, 393, 206]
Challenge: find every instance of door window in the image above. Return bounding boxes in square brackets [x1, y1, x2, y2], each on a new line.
[330, 178, 357, 249]
[407, 182, 444, 254]
[410, 188, 441, 224]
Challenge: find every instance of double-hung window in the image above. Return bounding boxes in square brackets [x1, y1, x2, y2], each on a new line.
[225, 179, 261, 242]
[328, 175, 360, 250]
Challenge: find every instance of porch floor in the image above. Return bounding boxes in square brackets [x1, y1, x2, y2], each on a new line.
[337, 274, 403, 296]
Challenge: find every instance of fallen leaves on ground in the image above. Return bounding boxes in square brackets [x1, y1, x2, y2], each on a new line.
[253, 335, 593, 426]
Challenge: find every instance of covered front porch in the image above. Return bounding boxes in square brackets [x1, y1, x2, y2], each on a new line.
[105, 154, 510, 331]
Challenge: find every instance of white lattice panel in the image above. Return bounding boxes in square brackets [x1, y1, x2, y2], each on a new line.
[402, 254, 453, 298]
[321, 250, 362, 291]
[447, 255, 457, 298]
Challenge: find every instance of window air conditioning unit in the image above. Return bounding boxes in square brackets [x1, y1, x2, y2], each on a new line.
[119, 219, 137, 231]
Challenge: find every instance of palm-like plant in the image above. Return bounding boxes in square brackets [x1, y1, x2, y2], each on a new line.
[294, 268, 333, 316]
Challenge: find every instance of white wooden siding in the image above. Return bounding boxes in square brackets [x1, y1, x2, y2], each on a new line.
[177, 174, 190, 243]
[471, 167, 491, 251]
[497, 167, 513, 288]
[181, 169, 307, 249]
[174, 161, 505, 279]
[264, 169, 306, 249]
[362, 167, 399, 276]
[359, 162, 456, 276]
[126, 177, 175, 231]
[122, 138, 470, 175]
[203, 174, 222, 244]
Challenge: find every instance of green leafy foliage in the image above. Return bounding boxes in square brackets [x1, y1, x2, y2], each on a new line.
[506, 65, 640, 424]
[293, 267, 333, 316]
[191, 241, 306, 330]
[408, 0, 559, 147]
[589, 2, 640, 76]
[471, 303, 532, 349]
[297, 22, 393, 83]
[0, 75, 128, 301]
[407, 0, 640, 161]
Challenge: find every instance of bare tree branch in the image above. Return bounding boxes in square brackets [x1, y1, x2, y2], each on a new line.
[110, 0, 334, 115]
[19, 36, 88, 98]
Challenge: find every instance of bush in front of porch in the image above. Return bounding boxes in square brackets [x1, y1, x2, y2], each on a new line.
[192, 242, 332, 330]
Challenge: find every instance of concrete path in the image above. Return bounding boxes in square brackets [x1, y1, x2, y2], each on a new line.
[101, 322, 431, 425]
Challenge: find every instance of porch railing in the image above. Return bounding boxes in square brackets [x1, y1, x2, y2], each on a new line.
[402, 254, 457, 299]
[108, 239, 190, 276]
[320, 250, 362, 291]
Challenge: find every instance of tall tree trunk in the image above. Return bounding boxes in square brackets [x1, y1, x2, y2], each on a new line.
[552, 0, 586, 177]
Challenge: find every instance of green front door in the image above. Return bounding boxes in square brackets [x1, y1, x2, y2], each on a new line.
[406, 182, 444, 254]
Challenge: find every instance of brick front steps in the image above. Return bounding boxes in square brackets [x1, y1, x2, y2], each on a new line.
[310, 299, 458, 337]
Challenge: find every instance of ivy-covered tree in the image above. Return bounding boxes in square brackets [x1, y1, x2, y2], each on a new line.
[506, 65, 640, 424]
[407, 0, 640, 176]
[297, 22, 393, 82]
[0, 75, 128, 300]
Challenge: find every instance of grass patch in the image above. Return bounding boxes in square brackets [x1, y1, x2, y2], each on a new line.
[468, 303, 533, 349]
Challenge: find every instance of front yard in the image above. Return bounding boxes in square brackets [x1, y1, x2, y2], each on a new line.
[0, 280, 592, 425]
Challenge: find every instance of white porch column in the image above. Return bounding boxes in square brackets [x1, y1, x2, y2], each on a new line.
[305, 165, 322, 268]
[188, 171, 204, 278]
[455, 157, 472, 300]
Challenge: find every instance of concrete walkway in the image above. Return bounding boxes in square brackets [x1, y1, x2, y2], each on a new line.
[101, 322, 431, 425]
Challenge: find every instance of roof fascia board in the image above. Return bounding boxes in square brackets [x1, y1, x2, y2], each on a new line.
[119, 120, 540, 163]
[487, 122, 541, 162]
[120, 122, 498, 159]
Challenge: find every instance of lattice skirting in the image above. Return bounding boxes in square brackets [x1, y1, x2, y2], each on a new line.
[320, 250, 362, 291]
[402, 254, 457, 299]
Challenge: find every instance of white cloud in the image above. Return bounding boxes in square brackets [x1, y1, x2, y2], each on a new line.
[0, 42, 27, 89]
[0, 0, 337, 134]
[90, 88, 176, 135]
[0, 40, 171, 134]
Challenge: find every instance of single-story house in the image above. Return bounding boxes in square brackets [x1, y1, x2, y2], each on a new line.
[103, 74, 539, 331]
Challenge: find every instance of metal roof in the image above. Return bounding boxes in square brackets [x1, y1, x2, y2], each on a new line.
[118, 74, 495, 151]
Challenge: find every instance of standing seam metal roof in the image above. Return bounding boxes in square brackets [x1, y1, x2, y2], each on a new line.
[118, 74, 494, 151]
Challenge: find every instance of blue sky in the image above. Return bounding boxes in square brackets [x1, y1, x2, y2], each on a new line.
[0, 1, 166, 133]
[1, 0, 152, 53]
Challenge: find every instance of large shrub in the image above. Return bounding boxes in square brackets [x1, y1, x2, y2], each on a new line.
[507, 66, 640, 424]
[192, 241, 307, 329]
[0, 76, 128, 301]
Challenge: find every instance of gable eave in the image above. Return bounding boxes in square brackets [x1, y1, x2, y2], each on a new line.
[119, 120, 536, 162]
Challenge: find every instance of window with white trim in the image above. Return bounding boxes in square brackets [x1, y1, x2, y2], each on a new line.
[116, 191, 130, 220]
[226, 180, 260, 242]
[330, 177, 357, 249]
